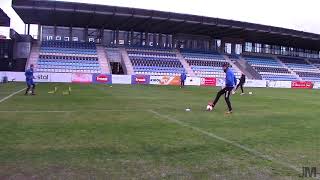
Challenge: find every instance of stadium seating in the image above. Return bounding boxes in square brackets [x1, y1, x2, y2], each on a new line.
[243, 56, 298, 81]
[127, 47, 184, 75]
[182, 51, 241, 78]
[308, 59, 320, 69]
[36, 41, 101, 73]
[279, 57, 320, 82]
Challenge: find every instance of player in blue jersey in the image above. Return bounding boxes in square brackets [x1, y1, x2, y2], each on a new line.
[25, 64, 36, 95]
[209, 64, 237, 114]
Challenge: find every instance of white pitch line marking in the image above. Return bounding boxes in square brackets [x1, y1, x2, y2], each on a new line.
[148, 110, 301, 174]
[0, 109, 140, 113]
[0, 88, 26, 104]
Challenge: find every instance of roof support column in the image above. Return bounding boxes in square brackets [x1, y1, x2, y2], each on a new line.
[159, 34, 163, 48]
[165, 34, 169, 48]
[145, 32, 149, 46]
[126, 31, 130, 46]
[130, 30, 134, 46]
[242, 42, 245, 53]
[37, 24, 41, 41]
[112, 30, 116, 45]
[140, 32, 143, 46]
[69, 25, 72, 41]
[172, 34, 176, 48]
[24, 24, 27, 34]
[54, 25, 57, 39]
[84, 27, 88, 42]
[252, 43, 256, 53]
[27, 24, 30, 35]
[153, 33, 157, 47]
[261, 43, 265, 53]
[231, 43, 236, 54]
[220, 40, 225, 53]
[100, 28, 104, 45]
[115, 29, 119, 45]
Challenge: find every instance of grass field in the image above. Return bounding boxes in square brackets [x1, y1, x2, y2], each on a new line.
[0, 82, 319, 179]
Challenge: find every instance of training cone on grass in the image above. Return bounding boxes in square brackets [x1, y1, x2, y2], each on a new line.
[48, 86, 58, 94]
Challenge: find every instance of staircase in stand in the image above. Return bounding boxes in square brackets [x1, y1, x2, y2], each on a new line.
[96, 45, 111, 74]
[175, 50, 195, 76]
[26, 42, 40, 70]
[119, 48, 134, 75]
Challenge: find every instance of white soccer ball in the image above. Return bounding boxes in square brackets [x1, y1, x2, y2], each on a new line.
[249, 92, 253, 95]
[206, 105, 213, 111]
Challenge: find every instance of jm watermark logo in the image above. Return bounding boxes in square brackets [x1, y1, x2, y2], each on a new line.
[301, 167, 319, 178]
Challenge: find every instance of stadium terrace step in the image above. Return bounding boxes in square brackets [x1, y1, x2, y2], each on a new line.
[223, 55, 244, 76]
[235, 56, 262, 80]
[26, 42, 40, 70]
[96, 46, 111, 74]
[175, 50, 195, 76]
[119, 48, 134, 75]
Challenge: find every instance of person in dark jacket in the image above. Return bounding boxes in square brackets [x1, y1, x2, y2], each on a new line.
[234, 73, 246, 95]
[180, 72, 186, 88]
[208, 64, 237, 114]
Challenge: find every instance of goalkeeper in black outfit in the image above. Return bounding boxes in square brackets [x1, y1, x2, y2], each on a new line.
[233, 73, 246, 95]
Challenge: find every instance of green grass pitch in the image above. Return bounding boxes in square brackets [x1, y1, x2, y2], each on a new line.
[0, 82, 319, 179]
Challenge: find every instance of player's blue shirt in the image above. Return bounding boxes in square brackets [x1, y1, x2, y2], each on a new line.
[180, 73, 186, 81]
[225, 68, 237, 87]
[25, 68, 34, 81]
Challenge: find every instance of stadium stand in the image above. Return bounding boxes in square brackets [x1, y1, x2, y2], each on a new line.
[127, 47, 185, 75]
[227, 54, 240, 63]
[181, 51, 241, 78]
[243, 56, 298, 81]
[36, 41, 101, 73]
[11, 0, 320, 82]
[279, 57, 320, 82]
[308, 58, 320, 69]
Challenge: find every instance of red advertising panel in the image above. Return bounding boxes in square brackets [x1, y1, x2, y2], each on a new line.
[92, 74, 112, 84]
[291, 81, 313, 89]
[201, 77, 216, 86]
[131, 75, 150, 85]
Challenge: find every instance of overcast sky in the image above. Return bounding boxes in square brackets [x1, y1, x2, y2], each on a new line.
[1, 0, 319, 38]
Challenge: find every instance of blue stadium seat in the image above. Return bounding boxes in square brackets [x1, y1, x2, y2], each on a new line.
[127, 47, 185, 75]
[243, 56, 298, 81]
[36, 40, 101, 73]
[182, 52, 241, 78]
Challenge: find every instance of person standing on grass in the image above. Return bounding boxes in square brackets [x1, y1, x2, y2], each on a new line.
[25, 64, 36, 95]
[180, 72, 186, 88]
[233, 73, 246, 95]
[208, 64, 237, 114]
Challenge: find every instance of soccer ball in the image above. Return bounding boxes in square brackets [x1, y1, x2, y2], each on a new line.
[206, 104, 213, 111]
